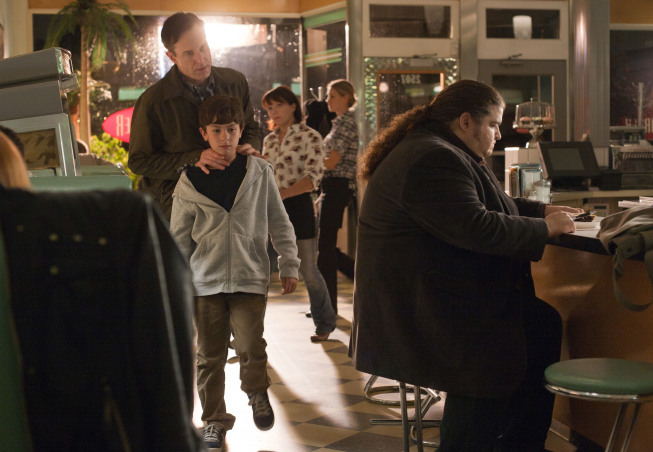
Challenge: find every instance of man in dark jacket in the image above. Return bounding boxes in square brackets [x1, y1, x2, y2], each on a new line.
[129, 12, 260, 219]
[351, 80, 582, 452]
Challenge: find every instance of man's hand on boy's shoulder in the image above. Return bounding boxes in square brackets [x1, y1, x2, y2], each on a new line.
[237, 143, 261, 157]
[196, 148, 231, 174]
[281, 277, 298, 295]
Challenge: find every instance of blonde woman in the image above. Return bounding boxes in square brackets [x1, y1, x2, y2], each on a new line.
[318, 79, 358, 314]
[0, 130, 30, 189]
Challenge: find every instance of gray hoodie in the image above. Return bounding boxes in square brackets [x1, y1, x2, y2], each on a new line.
[170, 156, 300, 296]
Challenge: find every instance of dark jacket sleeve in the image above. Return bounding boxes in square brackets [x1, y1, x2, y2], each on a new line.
[513, 196, 547, 218]
[402, 145, 548, 262]
[238, 78, 261, 151]
[128, 90, 204, 180]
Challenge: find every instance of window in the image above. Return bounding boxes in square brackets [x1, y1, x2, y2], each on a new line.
[362, 0, 459, 58]
[610, 28, 653, 140]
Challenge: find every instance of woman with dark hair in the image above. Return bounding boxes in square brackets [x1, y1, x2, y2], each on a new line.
[318, 79, 359, 314]
[351, 80, 581, 452]
[262, 86, 336, 342]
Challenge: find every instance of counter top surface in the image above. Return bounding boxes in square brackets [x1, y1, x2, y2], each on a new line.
[551, 189, 653, 202]
[546, 220, 607, 255]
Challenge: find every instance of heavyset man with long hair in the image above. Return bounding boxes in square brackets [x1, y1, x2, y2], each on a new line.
[351, 80, 582, 452]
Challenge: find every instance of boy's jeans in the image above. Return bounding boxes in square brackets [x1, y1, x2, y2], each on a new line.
[195, 292, 268, 430]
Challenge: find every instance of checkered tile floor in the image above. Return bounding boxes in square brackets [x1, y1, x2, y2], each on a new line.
[192, 274, 578, 452]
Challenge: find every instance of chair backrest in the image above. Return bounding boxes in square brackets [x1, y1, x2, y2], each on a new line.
[0, 188, 202, 451]
[0, 227, 32, 451]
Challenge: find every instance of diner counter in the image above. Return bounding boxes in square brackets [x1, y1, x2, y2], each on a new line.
[531, 224, 653, 451]
[545, 222, 607, 255]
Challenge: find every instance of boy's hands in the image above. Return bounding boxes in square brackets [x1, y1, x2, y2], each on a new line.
[281, 277, 298, 294]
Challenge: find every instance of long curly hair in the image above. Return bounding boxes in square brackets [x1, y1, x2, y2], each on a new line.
[359, 80, 504, 181]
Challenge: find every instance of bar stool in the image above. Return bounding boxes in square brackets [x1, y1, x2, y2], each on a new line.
[545, 358, 653, 452]
[410, 387, 442, 449]
[370, 381, 441, 452]
[365, 374, 428, 406]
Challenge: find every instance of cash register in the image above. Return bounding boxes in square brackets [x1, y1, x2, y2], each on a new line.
[537, 141, 601, 191]
[609, 126, 653, 189]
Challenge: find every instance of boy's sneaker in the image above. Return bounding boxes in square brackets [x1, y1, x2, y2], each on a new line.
[247, 391, 275, 431]
[203, 424, 225, 450]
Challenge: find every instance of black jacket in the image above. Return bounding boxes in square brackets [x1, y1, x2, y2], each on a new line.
[0, 187, 203, 451]
[350, 122, 549, 398]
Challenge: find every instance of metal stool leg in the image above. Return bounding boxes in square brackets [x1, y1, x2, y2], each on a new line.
[410, 388, 441, 448]
[365, 374, 426, 406]
[413, 385, 424, 452]
[605, 403, 628, 452]
[399, 382, 410, 452]
[369, 381, 440, 450]
[620, 403, 641, 452]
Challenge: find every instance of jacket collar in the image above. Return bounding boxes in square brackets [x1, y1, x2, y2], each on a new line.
[160, 65, 215, 102]
[423, 120, 485, 165]
[177, 156, 264, 209]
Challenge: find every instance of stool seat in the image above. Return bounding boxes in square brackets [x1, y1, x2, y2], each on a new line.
[545, 358, 653, 399]
[545, 358, 653, 452]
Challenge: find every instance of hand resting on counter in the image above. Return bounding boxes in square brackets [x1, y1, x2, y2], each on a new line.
[544, 205, 584, 238]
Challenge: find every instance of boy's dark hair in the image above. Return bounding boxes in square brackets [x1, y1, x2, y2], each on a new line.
[261, 85, 302, 124]
[0, 125, 25, 158]
[198, 95, 245, 130]
[161, 12, 204, 53]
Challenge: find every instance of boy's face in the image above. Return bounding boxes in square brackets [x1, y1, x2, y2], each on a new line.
[199, 122, 243, 162]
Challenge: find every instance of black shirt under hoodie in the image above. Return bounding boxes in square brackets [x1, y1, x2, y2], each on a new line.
[185, 153, 247, 212]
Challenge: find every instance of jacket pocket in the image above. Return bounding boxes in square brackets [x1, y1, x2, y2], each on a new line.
[230, 233, 267, 282]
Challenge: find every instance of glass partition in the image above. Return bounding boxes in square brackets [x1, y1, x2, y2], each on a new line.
[368, 4, 451, 38]
[485, 8, 560, 40]
[610, 28, 653, 141]
[303, 18, 347, 104]
[33, 14, 301, 143]
[377, 70, 444, 128]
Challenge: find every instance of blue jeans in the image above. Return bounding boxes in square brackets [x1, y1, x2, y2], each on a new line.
[297, 238, 337, 334]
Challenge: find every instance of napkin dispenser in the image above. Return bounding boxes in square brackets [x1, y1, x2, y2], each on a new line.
[508, 163, 543, 197]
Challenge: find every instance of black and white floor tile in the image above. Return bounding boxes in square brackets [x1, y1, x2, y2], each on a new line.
[193, 274, 580, 452]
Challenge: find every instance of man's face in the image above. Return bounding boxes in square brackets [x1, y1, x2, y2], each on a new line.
[166, 23, 212, 85]
[460, 104, 503, 159]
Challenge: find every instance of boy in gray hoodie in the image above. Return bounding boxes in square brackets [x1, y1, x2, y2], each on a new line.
[170, 95, 300, 451]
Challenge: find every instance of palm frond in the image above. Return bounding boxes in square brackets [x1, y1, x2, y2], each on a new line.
[91, 32, 109, 67]
[45, 0, 136, 67]
[44, 13, 78, 48]
[44, 0, 138, 145]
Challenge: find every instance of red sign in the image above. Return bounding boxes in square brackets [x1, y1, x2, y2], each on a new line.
[102, 107, 134, 143]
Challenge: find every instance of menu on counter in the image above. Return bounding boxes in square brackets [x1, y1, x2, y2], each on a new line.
[618, 196, 653, 209]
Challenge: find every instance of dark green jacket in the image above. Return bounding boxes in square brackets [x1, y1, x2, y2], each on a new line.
[128, 65, 260, 219]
